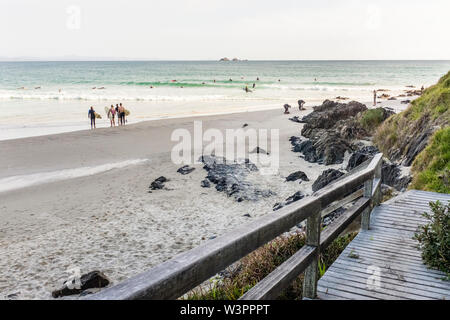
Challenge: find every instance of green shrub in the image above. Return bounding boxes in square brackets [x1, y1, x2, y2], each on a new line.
[359, 108, 386, 132]
[414, 201, 450, 278]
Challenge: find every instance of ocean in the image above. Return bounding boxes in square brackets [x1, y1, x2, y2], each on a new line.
[1, 60, 449, 140]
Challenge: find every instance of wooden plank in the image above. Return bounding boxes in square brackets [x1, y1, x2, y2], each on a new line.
[347, 240, 423, 259]
[321, 189, 363, 218]
[317, 287, 377, 300]
[240, 246, 316, 300]
[337, 252, 446, 278]
[320, 197, 370, 249]
[326, 265, 450, 298]
[330, 260, 450, 287]
[339, 246, 444, 275]
[322, 270, 447, 300]
[317, 278, 414, 300]
[329, 263, 450, 292]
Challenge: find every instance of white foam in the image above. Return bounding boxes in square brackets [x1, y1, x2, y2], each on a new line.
[0, 159, 149, 193]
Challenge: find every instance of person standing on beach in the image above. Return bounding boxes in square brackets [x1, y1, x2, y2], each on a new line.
[115, 104, 120, 125]
[88, 106, 96, 129]
[108, 105, 116, 127]
[373, 90, 377, 106]
[119, 103, 126, 125]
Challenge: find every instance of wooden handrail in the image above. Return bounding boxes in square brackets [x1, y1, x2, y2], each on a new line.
[85, 153, 384, 300]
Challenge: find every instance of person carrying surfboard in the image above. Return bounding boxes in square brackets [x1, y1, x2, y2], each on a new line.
[107, 105, 116, 127]
[88, 106, 96, 129]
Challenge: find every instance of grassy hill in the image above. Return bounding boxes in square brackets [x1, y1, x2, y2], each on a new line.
[374, 71, 450, 193]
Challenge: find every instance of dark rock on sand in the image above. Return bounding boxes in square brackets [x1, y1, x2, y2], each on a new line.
[200, 155, 274, 202]
[242, 123, 249, 128]
[401, 100, 411, 104]
[52, 271, 110, 298]
[150, 176, 168, 190]
[177, 165, 196, 175]
[346, 146, 379, 171]
[273, 191, 305, 211]
[312, 169, 345, 192]
[286, 171, 309, 182]
[201, 179, 211, 188]
[289, 116, 303, 123]
[381, 161, 412, 191]
[243, 214, 252, 218]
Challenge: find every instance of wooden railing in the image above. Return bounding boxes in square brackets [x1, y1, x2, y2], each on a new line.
[85, 153, 383, 300]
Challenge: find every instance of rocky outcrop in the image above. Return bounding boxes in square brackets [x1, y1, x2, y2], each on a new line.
[346, 146, 379, 171]
[312, 169, 345, 192]
[52, 271, 110, 298]
[382, 161, 412, 191]
[200, 155, 274, 202]
[290, 100, 368, 165]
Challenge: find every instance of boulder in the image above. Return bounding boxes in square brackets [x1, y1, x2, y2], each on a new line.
[201, 179, 211, 188]
[177, 165, 195, 175]
[312, 169, 345, 192]
[150, 176, 168, 190]
[52, 271, 110, 298]
[286, 171, 310, 182]
[346, 146, 379, 171]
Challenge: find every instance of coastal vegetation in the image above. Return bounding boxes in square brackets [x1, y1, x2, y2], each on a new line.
[414, 201, 450, 278]
[375, 71, 450, 192]
[411, 127, 450, 193]
[186, 232, 357, 300]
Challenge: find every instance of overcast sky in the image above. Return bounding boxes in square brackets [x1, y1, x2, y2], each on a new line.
[1, 0, 450, 60]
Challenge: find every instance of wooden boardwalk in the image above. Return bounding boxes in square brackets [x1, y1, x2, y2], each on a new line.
[317, 190, 450, 300]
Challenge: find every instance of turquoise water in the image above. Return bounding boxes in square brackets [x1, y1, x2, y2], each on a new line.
[0, 60, 449, 140]
[0, 60, 449, 101]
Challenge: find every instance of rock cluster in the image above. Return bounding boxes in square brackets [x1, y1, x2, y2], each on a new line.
[200, 155, 274, 202]
[273, 191, 305, 211]
[149, 176, 168, 190]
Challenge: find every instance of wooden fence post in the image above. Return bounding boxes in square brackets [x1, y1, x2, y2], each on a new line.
[303, 209, 321, 299]
[361, 177, 374, 230]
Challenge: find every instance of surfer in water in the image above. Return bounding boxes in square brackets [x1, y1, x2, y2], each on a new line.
[88, 106, 96, 129]
[108, 105, 116, 127]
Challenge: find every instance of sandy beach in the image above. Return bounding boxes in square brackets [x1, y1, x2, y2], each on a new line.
[0, 97, 414, 299]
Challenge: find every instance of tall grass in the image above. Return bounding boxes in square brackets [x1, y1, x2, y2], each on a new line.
[185, 232, 357, 300]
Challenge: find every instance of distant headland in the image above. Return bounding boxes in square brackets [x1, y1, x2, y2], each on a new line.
[219, 57, 248, 62]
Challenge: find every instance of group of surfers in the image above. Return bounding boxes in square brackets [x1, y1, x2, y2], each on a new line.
[88, 103, 127, 129]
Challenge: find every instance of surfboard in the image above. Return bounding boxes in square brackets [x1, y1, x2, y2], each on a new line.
[95, 112, 102, 119]
[104, 106, 111, 119]
[125, 109, 131, 116]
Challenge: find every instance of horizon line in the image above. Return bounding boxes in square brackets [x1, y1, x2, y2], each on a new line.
[1, 58, 450, 62]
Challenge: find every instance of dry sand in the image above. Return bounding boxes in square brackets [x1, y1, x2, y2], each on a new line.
[0, 101, 399, 299]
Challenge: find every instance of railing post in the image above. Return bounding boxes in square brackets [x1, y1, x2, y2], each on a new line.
[361, 176, 374, 230]
[374, 159, 382, 206]
[303, 207, 321, 299]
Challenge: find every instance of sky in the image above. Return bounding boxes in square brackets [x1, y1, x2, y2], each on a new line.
[1, 0, 450, 60]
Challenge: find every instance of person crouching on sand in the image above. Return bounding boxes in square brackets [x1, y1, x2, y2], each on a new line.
[108, 105, 116, 127]
[88, 106, 96, 129]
